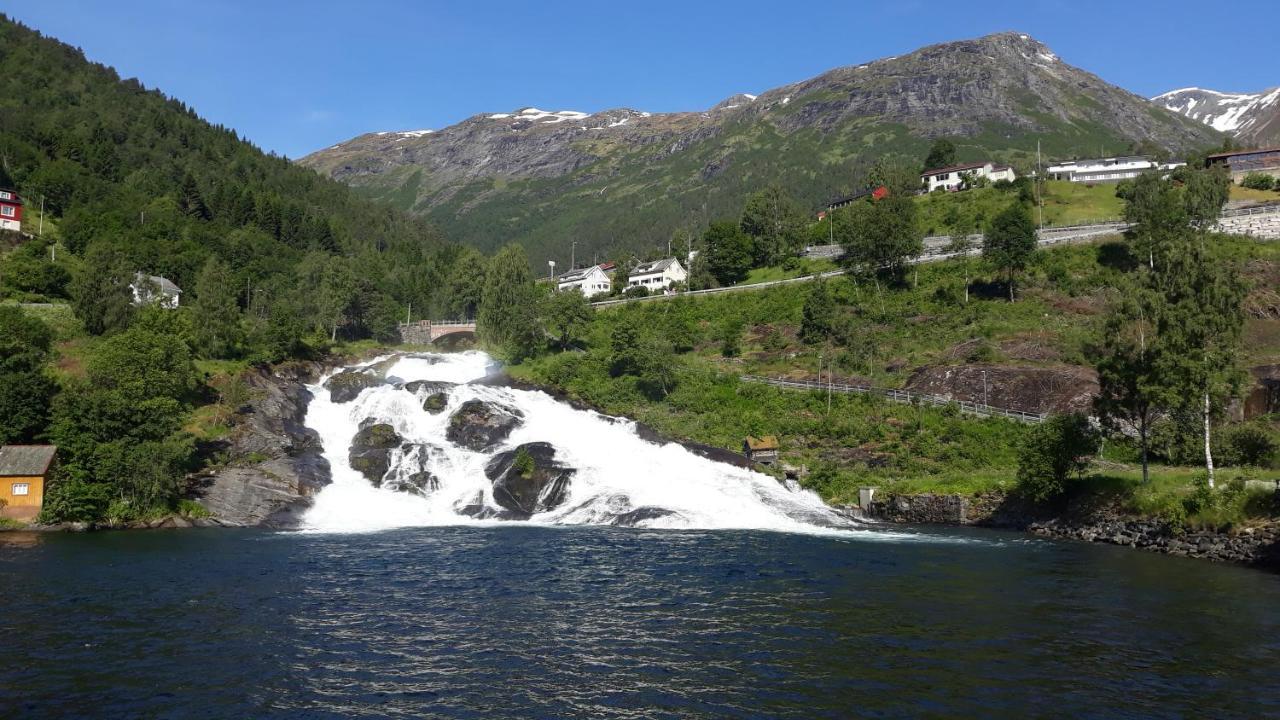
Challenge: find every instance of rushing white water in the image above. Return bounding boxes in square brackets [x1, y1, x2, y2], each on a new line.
[301, 351, 885, 535]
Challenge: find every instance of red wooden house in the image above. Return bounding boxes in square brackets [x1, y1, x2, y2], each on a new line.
[0, 189, 22, 233]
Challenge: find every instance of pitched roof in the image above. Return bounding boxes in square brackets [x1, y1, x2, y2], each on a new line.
[631, 257, 679, 275]
[745, 435, 779, 451]
[132, 272, 182, 296]
[922, 161, 989, 177]
[0, 445, 57, 476]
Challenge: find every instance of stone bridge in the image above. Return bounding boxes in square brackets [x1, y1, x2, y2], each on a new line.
[398, 320, 477, 345]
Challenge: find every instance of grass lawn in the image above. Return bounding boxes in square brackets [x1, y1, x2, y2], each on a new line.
[742, 257, 837, 285]
[1230, 185, 1280, 204]
[914, 181, 1124, 237]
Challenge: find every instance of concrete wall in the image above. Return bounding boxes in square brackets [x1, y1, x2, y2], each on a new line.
[399, 321, 433, 345]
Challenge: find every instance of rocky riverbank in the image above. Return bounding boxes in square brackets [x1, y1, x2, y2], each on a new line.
[864, 491, 1280, 570]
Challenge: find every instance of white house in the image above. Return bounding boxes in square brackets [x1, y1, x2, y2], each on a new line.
[921, 162, 1017, 192]
[1047, 156, 1185, 183]
[557, 264, 613, 298]
[131, 273, 182, 309]
[627, 257, 687, 292]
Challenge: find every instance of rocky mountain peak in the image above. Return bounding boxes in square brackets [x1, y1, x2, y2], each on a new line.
[1154, 86, 1280, 145]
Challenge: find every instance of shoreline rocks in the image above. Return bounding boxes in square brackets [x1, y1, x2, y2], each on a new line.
[866, 491, 1280, 570]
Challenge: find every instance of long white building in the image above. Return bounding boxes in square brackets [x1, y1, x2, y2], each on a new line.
[1047, 156, 1184, 183]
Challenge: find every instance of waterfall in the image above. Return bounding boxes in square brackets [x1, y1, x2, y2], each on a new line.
[301, 351, 868, 534]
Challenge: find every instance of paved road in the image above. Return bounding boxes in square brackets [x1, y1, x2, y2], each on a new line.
[591, 221, 1129, 308]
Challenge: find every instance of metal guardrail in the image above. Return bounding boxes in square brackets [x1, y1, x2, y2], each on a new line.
[1221, 201, 1280, 218]
[739, 375, 1047, 424]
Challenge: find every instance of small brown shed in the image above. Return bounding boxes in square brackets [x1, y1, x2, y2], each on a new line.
[744, 436, 780, 465]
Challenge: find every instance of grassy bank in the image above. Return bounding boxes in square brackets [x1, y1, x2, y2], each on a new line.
[511, 235, 1280, 530]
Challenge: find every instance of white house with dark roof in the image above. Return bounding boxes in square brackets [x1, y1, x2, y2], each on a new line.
[557, 264, 612, 298]
[130, 273, 182, 309]
[922, 162, 1017, 192]
[627, 257, 687, 292]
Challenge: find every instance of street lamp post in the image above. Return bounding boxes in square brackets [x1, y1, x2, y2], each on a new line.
[548, 260, 556, 282]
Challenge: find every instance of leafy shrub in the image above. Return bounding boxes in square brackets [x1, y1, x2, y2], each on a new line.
[623, 285, 650, 299]
[513, 447, 535, 479]
[1241, 173, 1276, 191]
[1016, 413, 1097, 503]
[1219, 423, 1278, 467]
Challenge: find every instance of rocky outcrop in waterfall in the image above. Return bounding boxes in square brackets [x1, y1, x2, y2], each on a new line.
[349, 422, 403, 483]
[484, 442, 575, 517]
[447, 399, 523, 451]
[402, 380, 454, 414]
[188, 362, 331, 527]
[325, 370, 382, 404]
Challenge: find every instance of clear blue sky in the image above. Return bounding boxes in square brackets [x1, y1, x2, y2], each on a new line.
[4, 1, 1277, 159]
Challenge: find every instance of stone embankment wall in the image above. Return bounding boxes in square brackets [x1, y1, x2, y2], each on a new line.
[864, 491, 1280, 569]
[1219, 212, 1280, 240]
[399, 321, 433, 345]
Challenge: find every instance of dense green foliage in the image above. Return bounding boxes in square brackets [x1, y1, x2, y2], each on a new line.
[45, 326, 198, 521]
[0, 306, 57, 444]
[983, 202, 1038, 300]
[1016, 413, 1097, 503]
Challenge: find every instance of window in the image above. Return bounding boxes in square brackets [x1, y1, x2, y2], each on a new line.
[0, 191, 10, 200]
[0, 206, 12, 218]
[11, 483, 29, 496]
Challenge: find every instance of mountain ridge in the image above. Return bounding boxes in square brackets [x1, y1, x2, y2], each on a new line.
[1154, 86, 1280, 147]
[302, 32, 1222, 263]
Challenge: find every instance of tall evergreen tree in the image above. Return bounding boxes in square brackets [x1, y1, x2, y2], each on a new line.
[192, 255, 243, 359]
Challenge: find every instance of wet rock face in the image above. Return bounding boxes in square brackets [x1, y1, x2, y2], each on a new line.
[381, 443, 443, 497]
[446, 400, 523, 451]
[348, 422, 403, 484]
[484, 442, 575, 518]
[187, 362, 331, 528]
[325, 371, 381, 404]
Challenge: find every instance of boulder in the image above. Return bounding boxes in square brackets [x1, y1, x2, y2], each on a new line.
[447, 400, 523, 451]
[348, 422, 403, 484]
[187, 363, 331, 528]
[403, 380, 454, 414]
[484, 442, 575, 517]
[325, 371, 381, 404]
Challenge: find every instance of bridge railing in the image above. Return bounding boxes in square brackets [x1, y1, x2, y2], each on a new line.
[739, 375, 1047, 424]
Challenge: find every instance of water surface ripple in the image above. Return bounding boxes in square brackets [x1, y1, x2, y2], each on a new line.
[2, 526, 1279, 718]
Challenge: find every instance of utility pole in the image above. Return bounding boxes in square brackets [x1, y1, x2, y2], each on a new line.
[406, 302, 412, 325]
[982, 370, 989, 407]
[1037, 140, 1045, 230]
[570, 241, 576, 270]
[38, 195, 45, 237]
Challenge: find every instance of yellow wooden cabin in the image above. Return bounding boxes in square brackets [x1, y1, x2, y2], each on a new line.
[0, 445, 57, 522]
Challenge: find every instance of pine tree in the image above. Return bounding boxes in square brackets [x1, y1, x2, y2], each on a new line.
[192, 255, 243, 359]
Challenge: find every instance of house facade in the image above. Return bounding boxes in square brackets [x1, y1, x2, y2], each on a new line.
[0, 189, 23, 233]
[627, 258, 687, 291]
[131, 273, 182, 309]
[557, 264, 613, 298]
[921, 163, 1016, 192]
[0, 445, 56, 522]
[1204, 147, 1280, 183]
[1047, 156, 1184, 183]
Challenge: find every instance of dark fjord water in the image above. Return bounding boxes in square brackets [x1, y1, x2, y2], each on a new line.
[2, 526, 1279, 719]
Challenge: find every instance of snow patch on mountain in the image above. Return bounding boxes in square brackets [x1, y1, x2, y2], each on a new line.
[1154, 86, 1279, 135]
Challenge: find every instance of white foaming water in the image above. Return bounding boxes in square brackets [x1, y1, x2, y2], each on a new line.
[301, 351, 928, 539]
